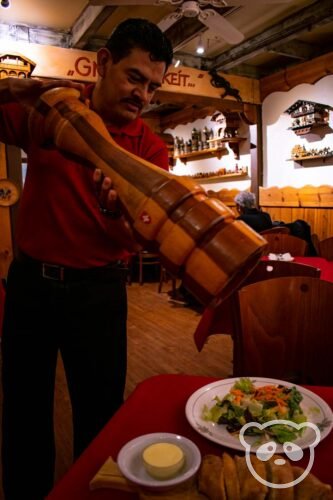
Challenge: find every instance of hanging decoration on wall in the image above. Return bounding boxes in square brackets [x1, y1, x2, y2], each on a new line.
[0, 53, 36, 79]
[284, 100, 332, 135]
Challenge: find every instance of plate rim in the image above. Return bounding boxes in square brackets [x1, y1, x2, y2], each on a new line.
[117, 432, 201, 488]
[185, 376, 333, 452]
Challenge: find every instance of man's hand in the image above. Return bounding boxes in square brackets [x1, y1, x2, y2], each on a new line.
[93, 168, 141, 252]
[93, 168, 120, 216]
[3, 77, 85, 108]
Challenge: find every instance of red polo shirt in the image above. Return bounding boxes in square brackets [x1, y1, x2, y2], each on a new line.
[0, 90, 169, 267]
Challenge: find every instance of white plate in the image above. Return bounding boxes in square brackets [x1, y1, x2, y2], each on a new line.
[185, 377, 333, 453]
[117, 432, 201, 490]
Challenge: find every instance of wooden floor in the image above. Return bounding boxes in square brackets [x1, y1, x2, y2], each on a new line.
[0, 281, 233, 499]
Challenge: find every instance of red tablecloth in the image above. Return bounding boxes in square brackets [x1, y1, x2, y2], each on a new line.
[194, 256, 333, 351]
[47, 374, 333, 499]
[291, 256, 333, 282]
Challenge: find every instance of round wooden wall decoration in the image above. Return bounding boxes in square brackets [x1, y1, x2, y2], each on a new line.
[0, 178, 20, 207]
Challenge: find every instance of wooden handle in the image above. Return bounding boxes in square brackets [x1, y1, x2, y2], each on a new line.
[28, 88, 267, 307]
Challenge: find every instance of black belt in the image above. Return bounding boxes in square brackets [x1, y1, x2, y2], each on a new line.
[16, 252, 128, 283]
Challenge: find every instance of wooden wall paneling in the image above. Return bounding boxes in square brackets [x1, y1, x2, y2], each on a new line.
[260, 186, 333, 240]
[298, 185, 322, 207]
[318, 185, 333, 207]
[211, 187, 243, 208]
[260, 51, 333, 101]
[259, 186, 283, 206]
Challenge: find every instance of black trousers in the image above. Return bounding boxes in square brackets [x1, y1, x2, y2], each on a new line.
[1, 258, 128, 500]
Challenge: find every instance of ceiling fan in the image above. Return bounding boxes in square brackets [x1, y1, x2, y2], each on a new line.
[88, 0, 293, 46]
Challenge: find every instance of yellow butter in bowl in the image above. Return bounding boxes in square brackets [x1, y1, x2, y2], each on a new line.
[142, 442, 185, 480]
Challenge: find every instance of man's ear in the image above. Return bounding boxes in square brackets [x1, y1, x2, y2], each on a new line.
[96, 48, 112, 78]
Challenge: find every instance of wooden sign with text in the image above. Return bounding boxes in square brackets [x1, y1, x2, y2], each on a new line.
[4, 40, 260, 104]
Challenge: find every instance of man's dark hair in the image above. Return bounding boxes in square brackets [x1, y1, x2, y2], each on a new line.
[106, 18, 173, 69]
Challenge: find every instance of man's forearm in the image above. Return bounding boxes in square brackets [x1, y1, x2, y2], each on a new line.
[0, 77, 84, 108]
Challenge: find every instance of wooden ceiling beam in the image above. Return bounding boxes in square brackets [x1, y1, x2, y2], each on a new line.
[0, 22, 70, 47]
[70, 6, 117, 49]
[268, 40, 317, 61]
[211, 0, 333, 72]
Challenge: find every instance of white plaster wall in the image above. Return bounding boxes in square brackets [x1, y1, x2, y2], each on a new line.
[262, 75, 333, 187]
[165, 117, 251, 193]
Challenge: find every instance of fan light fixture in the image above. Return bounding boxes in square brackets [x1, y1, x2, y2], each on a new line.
[1, 0, 10, 8]
[196, 35, 205, 55]
[174, 59, 181, 68]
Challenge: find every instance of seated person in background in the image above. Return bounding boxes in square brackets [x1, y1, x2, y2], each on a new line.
[234, 191, 273, 233]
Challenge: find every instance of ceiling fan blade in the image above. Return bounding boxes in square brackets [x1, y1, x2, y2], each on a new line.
[88, 0, 160, 6]
[157, 11, 183, 31]
[198, 8, 244, 45]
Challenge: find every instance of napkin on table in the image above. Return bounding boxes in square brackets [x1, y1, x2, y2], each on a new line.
[89, 456, 203, 499]
[89, 456, 134, 492]
[268, 252, 294, 261]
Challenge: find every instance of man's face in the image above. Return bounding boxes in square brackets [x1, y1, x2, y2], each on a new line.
[95, 47, 166, 126]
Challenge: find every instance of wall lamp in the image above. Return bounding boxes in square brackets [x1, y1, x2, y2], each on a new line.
[1, 0, 10, 8]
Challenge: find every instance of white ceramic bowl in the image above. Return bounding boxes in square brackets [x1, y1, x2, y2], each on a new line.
[117, 432, 201, 490]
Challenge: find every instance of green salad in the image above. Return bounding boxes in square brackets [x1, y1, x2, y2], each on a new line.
[202, 378, 307, 443]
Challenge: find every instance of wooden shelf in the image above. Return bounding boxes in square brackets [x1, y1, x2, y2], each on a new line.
[174, 147, 228, 164]
[288, 154, 333, 164]
[174, 137, 246, 163]
[206, 137, 245, 143]
[189, 172, 248, 183]
[207, 137, 246, 160]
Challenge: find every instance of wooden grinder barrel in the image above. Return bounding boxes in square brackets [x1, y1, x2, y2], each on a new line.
[28, 87, 267, 307]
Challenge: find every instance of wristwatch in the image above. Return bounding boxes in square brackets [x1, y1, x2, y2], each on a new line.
[99, 206, 123, 219]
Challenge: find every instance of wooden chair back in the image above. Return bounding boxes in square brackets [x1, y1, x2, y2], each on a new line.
[245, 260, 321, 284]
[234, 276, 333, 385]
[318, 236, 333, 261]
[262, 233, 307, 256]
[260, 226, 290, 235]
[198, 259, 321, 342]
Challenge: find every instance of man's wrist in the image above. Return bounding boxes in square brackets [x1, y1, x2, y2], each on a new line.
[99, 206, 123, 219]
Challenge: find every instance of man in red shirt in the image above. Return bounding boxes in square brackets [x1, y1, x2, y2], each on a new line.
[0, 19, 173, 499]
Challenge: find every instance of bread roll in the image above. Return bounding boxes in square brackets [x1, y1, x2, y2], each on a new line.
[235, 455, 268, 500]
[198, 454, 226, 500]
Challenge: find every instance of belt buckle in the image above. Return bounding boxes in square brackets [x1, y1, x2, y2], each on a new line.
[42, 263, 65, 281]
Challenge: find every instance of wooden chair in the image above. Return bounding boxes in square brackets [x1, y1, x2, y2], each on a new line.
[260, 226, 290, 235]
[318, 236, 333, 261]
[137, 250, 160, 285]
[233, 276, 333, 385]
[245, 259, 321, 284]
[194, 258, 321, 351]
[158, 266, 177, 295]
[262, 233, 307, 256]
[129, 251, 176, 294]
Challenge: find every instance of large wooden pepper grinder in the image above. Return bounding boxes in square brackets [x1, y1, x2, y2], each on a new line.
[28, 87, 267, 307]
